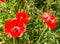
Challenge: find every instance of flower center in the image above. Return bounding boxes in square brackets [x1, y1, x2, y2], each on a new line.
[20, 16, 23, 19]
[51, 19, 55, 23]
[12, 26, 20, 32]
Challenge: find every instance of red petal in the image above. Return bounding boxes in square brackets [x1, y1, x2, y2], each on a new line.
[16, 12, 30, 24]
[4, 19, 26, 38]
[40, 12, 58, 30]
[0, 0, 5, 2]
[46, 20, 56, 30]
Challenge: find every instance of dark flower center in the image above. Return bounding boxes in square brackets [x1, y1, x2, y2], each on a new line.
[12, 26, 20, 32]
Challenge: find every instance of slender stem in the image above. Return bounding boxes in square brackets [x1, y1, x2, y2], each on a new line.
[13, 37, 15, 44]
[54, 35, 60, 38]
[46, 0, 49, 12]
[36, 25, 48, 44]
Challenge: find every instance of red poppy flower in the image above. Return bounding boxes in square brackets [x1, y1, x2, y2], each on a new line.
[0, 0, 5, 2]
[16, 12, 30, 24]
[4, 19, 26, 38]
[40, 12, 58, 30]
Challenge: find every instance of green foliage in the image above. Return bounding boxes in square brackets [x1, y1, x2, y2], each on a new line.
[0, 0, 60, 44]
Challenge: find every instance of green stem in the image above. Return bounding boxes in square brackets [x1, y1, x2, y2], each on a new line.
[46, 0, 49, 12]
[13, 37, 15, 44]
[36, 25, 48, 44]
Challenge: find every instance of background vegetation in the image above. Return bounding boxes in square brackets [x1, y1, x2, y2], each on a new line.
[0, 0, 60, 44]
